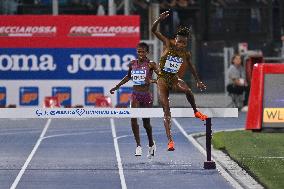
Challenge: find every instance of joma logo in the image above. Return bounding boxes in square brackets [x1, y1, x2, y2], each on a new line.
[67, 54, 135, 73]
[0, 53, 136, 73]
[0, 54, 56, 71]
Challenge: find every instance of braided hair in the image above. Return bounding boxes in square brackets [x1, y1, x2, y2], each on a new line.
[176, 26, 191, 38]
[137, 42, 149, 52]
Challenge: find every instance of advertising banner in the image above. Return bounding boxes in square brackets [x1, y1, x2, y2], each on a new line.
[0, 15, 139, 106]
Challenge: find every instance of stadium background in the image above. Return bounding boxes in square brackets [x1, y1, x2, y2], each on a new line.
[1, 0, 284, 107]
[0, 1, 284, 189]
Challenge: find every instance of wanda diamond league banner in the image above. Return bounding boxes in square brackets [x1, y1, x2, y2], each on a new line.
[0, 16, 139, 107]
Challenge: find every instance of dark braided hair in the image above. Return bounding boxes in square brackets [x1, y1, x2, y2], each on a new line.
[176, 26, 191, 38]
[137, 42, 149, 52]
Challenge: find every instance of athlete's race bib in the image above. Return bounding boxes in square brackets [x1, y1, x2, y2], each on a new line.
[131, 69, 147, 85]
[163, 55, 183, 73]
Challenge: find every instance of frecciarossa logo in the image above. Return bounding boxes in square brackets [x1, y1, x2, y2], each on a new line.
[0, 26, 138, 37]
[0, 53, 135, 73]
[69, 26, 139, 37]
[0, 26, 56, 37]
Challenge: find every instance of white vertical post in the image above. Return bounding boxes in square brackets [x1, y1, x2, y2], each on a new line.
[224, 47, 229, 93]
[149, 2, 159, 40]
[124, 0, 130, 15]
[148, 2, 160, 106]
[108, 0, 115, 15]
[52, 0, 58, 15]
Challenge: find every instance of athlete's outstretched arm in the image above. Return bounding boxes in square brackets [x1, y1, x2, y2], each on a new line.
[110, 63, 132, 94]
[186, 53, 206, 91]
[151, 11, 170, 47]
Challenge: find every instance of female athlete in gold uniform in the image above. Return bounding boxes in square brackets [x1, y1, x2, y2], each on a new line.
[152, 11, 208, 151]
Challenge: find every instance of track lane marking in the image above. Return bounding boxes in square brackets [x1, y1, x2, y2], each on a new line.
[110, 118, 127, 189]
[10, 119, 52, 189]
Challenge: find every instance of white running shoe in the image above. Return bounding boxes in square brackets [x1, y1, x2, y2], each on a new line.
[147, 141, 156, 159]
[135, 146, 142, 156]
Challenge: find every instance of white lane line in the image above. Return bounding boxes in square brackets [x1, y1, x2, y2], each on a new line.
[42, 131, 97, 140]
[110, 118, 127, 189]
[0, 131, 41, 136]
[10, 119, 52, 189]
[115, 135, 131, 140]
[173, 118, 244, 189]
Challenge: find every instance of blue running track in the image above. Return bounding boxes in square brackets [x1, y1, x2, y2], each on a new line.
[0, 113, 246, 189]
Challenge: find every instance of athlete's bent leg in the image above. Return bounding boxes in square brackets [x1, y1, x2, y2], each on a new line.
[175, 79, 208, 121]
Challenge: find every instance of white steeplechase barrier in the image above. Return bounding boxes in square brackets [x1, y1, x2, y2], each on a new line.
[0, 108, 238, 119]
